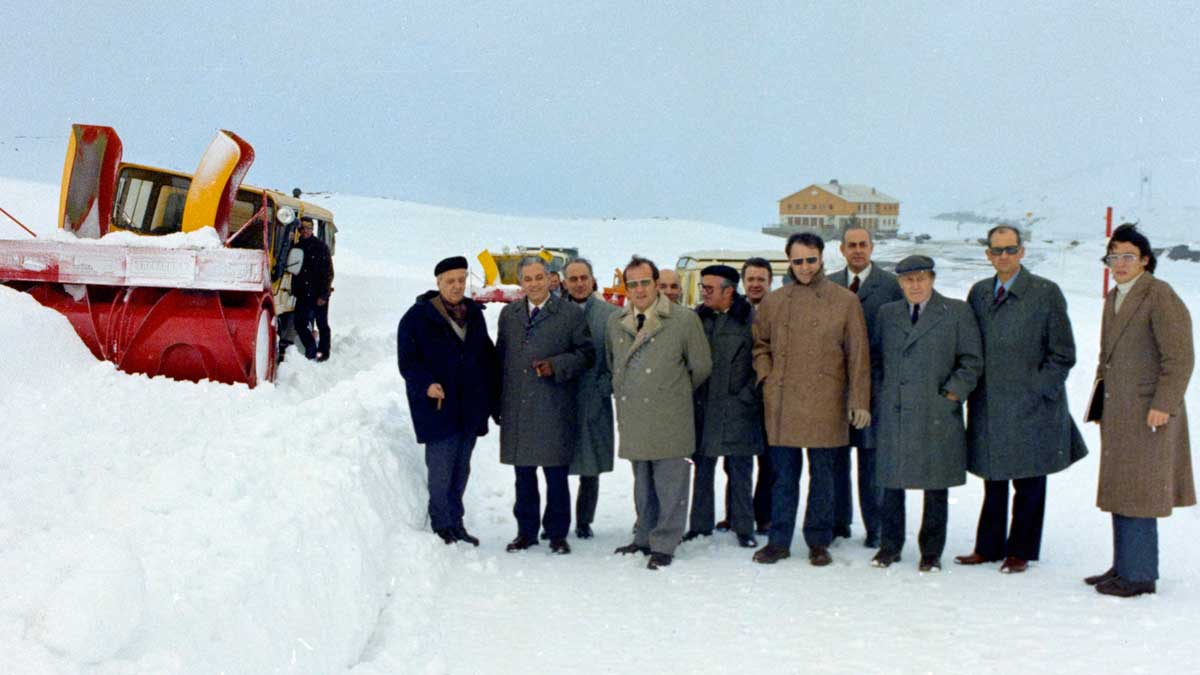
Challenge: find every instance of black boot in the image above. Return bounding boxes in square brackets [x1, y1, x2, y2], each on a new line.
[434, 528, 457, 545]
[452, 526, 479, 547]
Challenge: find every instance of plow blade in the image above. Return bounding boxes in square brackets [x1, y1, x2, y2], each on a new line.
[1, 241, 275, 387]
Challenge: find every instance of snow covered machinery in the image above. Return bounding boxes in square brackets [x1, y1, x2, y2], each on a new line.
[0, 125, 336, 387]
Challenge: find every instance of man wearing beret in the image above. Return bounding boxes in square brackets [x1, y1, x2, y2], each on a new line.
[397, 256, 501, 546]
[687, 265, 763, 548]
[752, 232, 871, 567]
[870, 255, 982, 572]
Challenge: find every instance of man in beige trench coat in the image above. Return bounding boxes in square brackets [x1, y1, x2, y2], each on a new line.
[1086, 224, 1195, 597]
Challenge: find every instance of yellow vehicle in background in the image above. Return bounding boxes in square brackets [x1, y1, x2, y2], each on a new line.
[674, 249, 790, 306]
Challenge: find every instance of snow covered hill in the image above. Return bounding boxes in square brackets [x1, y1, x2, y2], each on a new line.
[1, 177, 1199, 673]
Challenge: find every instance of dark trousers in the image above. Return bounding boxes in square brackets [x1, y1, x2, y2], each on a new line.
[832, 445, 881, 540]
[294, 297, 331, 359]
[425, 432, 476, 531]
[767, 446, 836, 550]
[880, 488, 949, 559]
[1112, 513, 1159, 582]
[514, 465, 571, 540]
[576, 475, 599, 527]
[692, 455, 754, 536]
[753, 451, 775, 530]
[972, 475, 1047, 560]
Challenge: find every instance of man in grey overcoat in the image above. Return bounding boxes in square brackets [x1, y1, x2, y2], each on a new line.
[496, 257, 594, 555]
[609, 255, 712, 570]
[688, 265, 763, 549]
[829, 223, 903, 548]
[870, 255, 982, 572]
[1086, 224, 1195, 597]
[956, 225, 1087, 574]
[563, 258, 619, 539]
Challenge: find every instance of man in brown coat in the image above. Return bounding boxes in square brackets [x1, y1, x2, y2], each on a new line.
[1086, 224, 1195, 597]
[751, 232, 871, 566]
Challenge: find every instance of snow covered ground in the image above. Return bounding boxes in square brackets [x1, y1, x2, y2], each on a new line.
[1, 177, 1198, 673]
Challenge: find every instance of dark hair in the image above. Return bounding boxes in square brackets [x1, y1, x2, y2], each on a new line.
[1105, 223, 1156, 273]
[986, 224, 1023, 247]
[839, 222, 872, 243]
[564, 257, 595, 277]
[741, 257, 773, 281]
[785, 231, 825, 256]
[622, 255, 659, 284]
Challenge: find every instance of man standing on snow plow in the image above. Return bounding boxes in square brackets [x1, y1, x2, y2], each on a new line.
[398, 256, 501, 546]
[293, 220, 335, 361]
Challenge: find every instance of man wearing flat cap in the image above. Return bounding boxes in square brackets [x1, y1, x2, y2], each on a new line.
[687, 264, 763, 548]
[752, 232, 871, 567]
[870, 255, 982, 572]
[398, 256, 501, 546]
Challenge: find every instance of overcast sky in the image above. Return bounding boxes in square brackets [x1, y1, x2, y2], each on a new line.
[2, 1, 1198, 226]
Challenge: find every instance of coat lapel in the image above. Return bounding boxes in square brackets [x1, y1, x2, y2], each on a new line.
[1103, 274, 1153, 361]
[903, 292, 948, 351]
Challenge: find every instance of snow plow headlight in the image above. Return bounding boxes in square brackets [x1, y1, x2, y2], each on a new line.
[277, 205, 296, 225]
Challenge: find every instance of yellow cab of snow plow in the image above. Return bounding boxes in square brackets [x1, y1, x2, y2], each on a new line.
[0, 124, 336, 387]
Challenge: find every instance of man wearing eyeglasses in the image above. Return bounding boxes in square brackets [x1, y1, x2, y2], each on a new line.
[828, 223, 903, 548]
[751, 232, 870, 566]
[955, 225, 1088, 575]
[608, 256, 712, 570]
[687, 265, 763, 549]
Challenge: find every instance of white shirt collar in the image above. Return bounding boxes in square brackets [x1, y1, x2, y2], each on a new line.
[849, 263, 872, 285]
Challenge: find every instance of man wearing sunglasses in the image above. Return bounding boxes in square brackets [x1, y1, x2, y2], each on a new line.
[751, 232, 870, 566]
[956, 225, 1088, 575]
[608, 256, 712, 570]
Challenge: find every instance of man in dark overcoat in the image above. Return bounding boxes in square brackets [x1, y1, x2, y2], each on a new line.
[292, 220, 335, 360]
[741, 258, 777, 534]
[496, 257, 594, 554]
[956, 225, 1087, 573]
[1086, 224, 1195, 597]
[563, 258, 619, 539]
[687, 265, 763, 548]
[397, 256, 500, 546]
[870, 255, 982, 572]
[829, 223, 903, 547]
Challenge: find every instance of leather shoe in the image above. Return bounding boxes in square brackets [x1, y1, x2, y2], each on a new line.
[715, 519, 732, 532]
[1000, 556, 1028, 574]
[614, 542, 650, 556]
[550, 538, 571, 555]
[919, 556, 942, 572]
[575, 524, 594, 539]
[752, 544, 791, 564]
[682, 529, 712, 542]
[737, 534, 758, 548]
[808, 546, 832, 567]
[756, 524, 771, 535]
[870, 550, 901, 568]
[434, 528, 457, 545]
[1084, 568, 1117, 586]
[505, 535, 538, 552]
[647, 552, 673, 570]
[451, 527, 479, 547]
[1095, 576, 1156, 597]
[954, 552, 999, 565]
[833, 526, 852, 540]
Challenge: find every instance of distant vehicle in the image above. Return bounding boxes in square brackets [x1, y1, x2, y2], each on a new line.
[674, 249, 790, 307]
[471, 245, 578, 304]
[0, 124, 335, 387]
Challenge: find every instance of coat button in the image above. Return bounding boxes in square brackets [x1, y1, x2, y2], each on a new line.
[645, 368, 652, 374]
[621, 396, 627, 401]
[643, 398, 650, 403]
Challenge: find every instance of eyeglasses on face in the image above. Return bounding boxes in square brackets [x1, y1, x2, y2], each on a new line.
[790, 256, 820, 266]
[627, 278, 655, 288]
[699, 284, 722, 294]
[987, 246, 1020, 256]
[1102, 253, 1140, 266]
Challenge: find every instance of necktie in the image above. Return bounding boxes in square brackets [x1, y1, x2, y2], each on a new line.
[995, 285, 1006, 305]
[636, 313, 646, 332]
[911, 303, 920, 325]
[849, 275, 860, 293]
[529, 306, 540, 322]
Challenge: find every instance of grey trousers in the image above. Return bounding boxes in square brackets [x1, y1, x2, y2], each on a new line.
[691, 455, 754, 536]
[632, 458, 692, 556]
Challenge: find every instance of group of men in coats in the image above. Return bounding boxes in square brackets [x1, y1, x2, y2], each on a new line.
[397, 222, 1193, 594]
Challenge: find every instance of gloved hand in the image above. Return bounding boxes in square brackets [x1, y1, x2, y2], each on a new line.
[849, 408, 871, 430]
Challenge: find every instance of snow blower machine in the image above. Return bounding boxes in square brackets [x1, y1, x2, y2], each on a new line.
[0, 124, 336, 387]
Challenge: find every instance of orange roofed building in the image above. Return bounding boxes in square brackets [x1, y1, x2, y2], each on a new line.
[763, 179, 900, 240]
